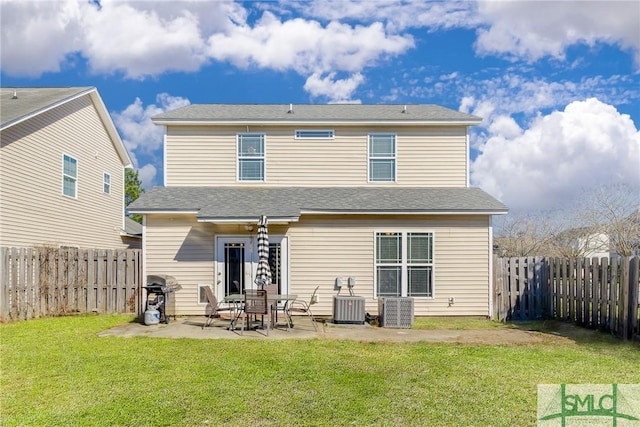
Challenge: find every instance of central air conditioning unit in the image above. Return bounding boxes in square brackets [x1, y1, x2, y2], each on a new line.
[333, 296, 365, 324]
[378, 297, 414, 328]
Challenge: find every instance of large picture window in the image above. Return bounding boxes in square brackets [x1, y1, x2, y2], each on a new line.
[237, 133, 265, 181]
[62, 154, 78, 198]
[368, 133, 396, 182]
[375, 232, 433, 297]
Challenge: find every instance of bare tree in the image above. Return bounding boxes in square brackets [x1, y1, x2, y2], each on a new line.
[495, 184, 639, 258]
[573, 184, 640, 257]
[494, 211, 559, 257]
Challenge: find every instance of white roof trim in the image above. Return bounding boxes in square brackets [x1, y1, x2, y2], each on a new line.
[197, 217, 299, 224]
[299, 209, 508, 215]
[126, 209, 200, 215]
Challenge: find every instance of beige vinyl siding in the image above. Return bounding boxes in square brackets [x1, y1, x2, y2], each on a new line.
[144, 215, 243, 315]
[287, 215, 491, 317]
[0, 95, 127, 249]
[164, 125, 468, 187]
[144, 213, 491, 317]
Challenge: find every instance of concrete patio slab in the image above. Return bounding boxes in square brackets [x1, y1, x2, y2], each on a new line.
[97, 316, 556, 345]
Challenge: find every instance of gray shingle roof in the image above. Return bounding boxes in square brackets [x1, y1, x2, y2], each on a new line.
[152, 104, 481, 124]
[1, 87, 94, 128]
[127, 187, 507, 220]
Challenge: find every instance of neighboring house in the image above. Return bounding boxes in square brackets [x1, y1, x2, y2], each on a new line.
[128, 104, 508, 317]
[121, 218, 143, 250]
[0, 87, 133, 249]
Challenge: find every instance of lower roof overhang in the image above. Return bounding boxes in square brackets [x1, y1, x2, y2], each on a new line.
[126, 186, 509, 223]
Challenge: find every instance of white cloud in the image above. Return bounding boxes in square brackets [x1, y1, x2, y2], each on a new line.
[0, 0, 84, 77]
[303, 72, 364, 102]
[113, 93, 190, 188]
[113, 93, 190, 155]
[207, 12, 413, 101]
[286, 0, 481, 32]
[474, 0, 640, 65]
[137, 163, 158, 189]
[291, 0, 640, 65]
[471, 98, 640, 211]
[0, 1, 413, 100]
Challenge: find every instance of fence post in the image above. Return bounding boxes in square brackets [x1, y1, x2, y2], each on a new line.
[576, 258, 583, 326]
[627, 257, 639, 341]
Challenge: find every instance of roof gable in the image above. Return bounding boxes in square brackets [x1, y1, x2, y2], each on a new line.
[1, 87, 132, 168]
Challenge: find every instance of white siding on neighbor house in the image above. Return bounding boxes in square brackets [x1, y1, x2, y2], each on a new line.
[164, 125, 468, 187]
[143, 213, 491, 317]
[0, 95, 127, 249]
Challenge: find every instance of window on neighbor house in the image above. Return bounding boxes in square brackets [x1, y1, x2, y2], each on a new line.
[103, 173, 111, 194]
[375, 232, 433, 297]
[368, 133, 396, 182]
[62, 154, 78, 198]
[238, 133, 265, 181]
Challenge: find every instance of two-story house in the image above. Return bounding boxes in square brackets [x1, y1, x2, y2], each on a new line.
[127, 104, 508, 317]
[0, 87, 134, 249]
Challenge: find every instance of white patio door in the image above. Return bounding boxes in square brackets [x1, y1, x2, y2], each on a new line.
[215, 237, 254, 300]
[215, 236, 288, 300]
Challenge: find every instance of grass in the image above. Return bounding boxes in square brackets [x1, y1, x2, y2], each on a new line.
[1, 315, 639, 426]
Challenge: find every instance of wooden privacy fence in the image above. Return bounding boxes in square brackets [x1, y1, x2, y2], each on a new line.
[494, 256, 640, 341]
[0, 246, 143, 321]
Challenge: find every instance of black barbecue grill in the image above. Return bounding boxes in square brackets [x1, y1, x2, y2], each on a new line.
[143, 275, 182, 323]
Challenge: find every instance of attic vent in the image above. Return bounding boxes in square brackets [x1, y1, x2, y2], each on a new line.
[288, 103, 293, 113]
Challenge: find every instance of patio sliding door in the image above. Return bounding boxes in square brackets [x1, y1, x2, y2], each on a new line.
[215, 236, 288, 299]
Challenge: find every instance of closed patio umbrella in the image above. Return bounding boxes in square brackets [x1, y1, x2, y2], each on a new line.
[255, 215, 272, 288]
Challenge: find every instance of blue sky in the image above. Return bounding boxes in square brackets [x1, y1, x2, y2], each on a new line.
[1, 0, 638, 213]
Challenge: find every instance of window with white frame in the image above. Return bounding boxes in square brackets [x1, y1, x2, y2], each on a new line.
[103, 173, 111, 194]
[368, 133, 396, 182]
[295, 130, 334, 139]
[237, 133, 265, 181]
[62, 154, 78, 198]
[375, 232, 433, 297]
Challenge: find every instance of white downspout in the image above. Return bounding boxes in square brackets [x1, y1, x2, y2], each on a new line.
[488, 216, 494, 318]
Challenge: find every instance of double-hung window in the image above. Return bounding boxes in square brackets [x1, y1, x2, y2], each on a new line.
[62, 154, 78, 198]
[375, 232, 433, 297]
[103, 173, 111, 194]
[237, 133, 265, 181]
[368, 133, 396, 182]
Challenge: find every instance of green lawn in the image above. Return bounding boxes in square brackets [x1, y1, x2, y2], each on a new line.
[1, 315, 638, 426]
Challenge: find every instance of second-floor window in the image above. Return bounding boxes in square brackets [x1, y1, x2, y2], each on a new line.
[368, 133, 396, 182]
[103, 173, 111, 194]
[62, 154, 78, 198]
[238, 133, 265, 181]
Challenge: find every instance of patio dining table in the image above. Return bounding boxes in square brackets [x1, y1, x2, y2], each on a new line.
[224, 293, 297, 331]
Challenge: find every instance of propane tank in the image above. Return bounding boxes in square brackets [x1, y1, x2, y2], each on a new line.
[144, 308, 160, 325]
